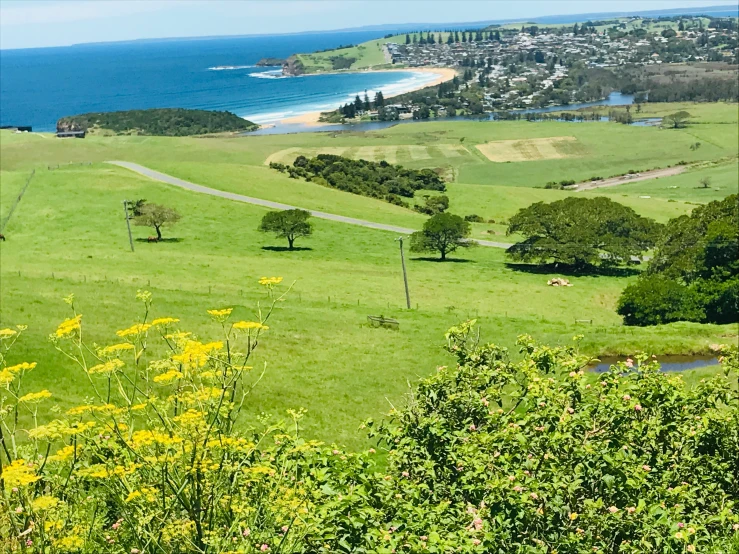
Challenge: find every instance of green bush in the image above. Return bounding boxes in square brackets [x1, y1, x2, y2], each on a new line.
[617, 275, 705, 325]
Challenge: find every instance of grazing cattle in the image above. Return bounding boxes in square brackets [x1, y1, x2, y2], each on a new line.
[0, 233, 5, 241]
[147, 236, 159, 243]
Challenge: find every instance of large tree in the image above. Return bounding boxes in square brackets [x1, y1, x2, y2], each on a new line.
[258, 209, 313, 250]
[618, 194, 738, 325]
[506, 197, 661, 269]
[410, 212, 471, 260]
[133, 203, 181, 240]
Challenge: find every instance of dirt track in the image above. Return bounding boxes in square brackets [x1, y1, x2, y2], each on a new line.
[575, 166, 686, 191]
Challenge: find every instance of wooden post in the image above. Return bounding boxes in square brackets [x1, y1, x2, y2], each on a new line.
[123, 200, 134, 252]
[397, 237, 411, 309]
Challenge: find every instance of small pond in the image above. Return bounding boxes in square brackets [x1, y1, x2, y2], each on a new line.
[590, 355, 719, 373]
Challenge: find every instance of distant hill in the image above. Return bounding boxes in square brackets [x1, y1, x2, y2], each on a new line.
[56, 108, 257, 136]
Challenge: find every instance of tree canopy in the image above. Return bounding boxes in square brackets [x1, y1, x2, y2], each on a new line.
[133, 203, 181, 240]
[57, 108, 257, 136]
[506, 197, 661, 269]
[618, 194, 738, 325]
[270, 154, 445, 208]
[410, 213, 471, 260]
[258, 209, 313, 250]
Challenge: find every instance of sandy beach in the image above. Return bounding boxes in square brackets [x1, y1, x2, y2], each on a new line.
[277, 67, 458, 126]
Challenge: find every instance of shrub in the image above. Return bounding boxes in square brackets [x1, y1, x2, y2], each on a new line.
[617, 275, 705, 325]
[464, 214, 484, 223]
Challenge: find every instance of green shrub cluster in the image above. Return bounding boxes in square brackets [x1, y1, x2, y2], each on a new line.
[56, 108, 258, 136]
[270, 154, 446, 207]
[618, 194, 738, 326]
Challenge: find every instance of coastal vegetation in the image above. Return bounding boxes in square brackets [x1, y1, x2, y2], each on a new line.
[56, 108, 258, 137]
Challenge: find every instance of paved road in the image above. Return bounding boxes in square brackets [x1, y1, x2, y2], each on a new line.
[107, 161, 513, 249]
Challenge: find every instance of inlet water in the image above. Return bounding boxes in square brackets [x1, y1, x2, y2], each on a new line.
[590, 355, 719, 373]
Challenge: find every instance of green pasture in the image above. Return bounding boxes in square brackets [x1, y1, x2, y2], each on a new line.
[1, 103, 737, 447]
[1, 164, 734, 448]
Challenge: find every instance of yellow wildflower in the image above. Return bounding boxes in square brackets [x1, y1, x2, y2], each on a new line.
[29, 420, 95, 441]
[153, 369, 183, 384]
[56, 536, 84, 551]
[66, 403, 116, 416]
[130, 429, 181, 447]
[5, 362, 37, 374]
[151, 317, 180, 326]
[3, 459, 40, 487]
[570, 513, 578, 521]
[55, 315, 82, 338]
[0, 328, 17, 338]
[99, 343, 135, 355]
[172, 340, 223, 368]
[174, 409, 206, 427]
[116, 323, 151, 337]
[259, 276, 283, 286]
[87, 359, 125, 375]
[32, 495, 61, 511]
[232, 321, 269, 331]
[0, 369, 15, 385]
[49, 445, 78, 462]
[125, 490, 142, 502]
[19, 390, 52, 403]
[207, 308, 233, 322]
[165, 331, 192, 341]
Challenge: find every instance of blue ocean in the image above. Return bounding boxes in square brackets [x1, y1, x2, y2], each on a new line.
[0, 31, 439, 132]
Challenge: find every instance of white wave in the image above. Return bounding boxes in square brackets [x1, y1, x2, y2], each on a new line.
[207, 65, 255, 71]
[249, 69, 287, 79]
[243, 70, 446, 125]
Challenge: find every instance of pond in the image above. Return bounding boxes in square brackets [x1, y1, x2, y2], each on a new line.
[248, 92, 639, 136]
[590, 355, 720, 373]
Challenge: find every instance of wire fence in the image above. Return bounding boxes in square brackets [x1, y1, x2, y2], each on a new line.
[0, 170, 35, 233]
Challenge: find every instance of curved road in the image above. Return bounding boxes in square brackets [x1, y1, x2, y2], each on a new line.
[107, 161, 512, 249]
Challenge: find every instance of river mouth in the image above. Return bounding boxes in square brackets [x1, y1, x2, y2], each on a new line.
[590, 355, 719, 373]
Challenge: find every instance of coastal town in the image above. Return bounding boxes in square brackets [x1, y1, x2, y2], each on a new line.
[322, 17, 738, 119]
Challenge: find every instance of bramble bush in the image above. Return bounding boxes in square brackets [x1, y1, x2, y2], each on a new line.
[1, 289, 738, 553]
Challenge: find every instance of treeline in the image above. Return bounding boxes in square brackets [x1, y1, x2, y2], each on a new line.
[402, 29, 501, 46]
[56, 108, 258, 136]
[270, 154, 445, 207]
[646, 78, 739, 102]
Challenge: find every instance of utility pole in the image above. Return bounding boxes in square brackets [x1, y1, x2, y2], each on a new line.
[123, 200, 135, 252]
[396, 236, 411, 309]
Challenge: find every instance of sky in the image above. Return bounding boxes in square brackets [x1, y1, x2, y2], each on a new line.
[0, 0, 731, 50]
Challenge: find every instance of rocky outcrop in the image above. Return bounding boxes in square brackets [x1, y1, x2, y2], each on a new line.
[256, 57, 286, 67]
[56, 118, 87, 133]
[282, 55, 305, 76]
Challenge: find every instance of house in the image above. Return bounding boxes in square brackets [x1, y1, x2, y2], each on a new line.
[56, 130, 86, 138]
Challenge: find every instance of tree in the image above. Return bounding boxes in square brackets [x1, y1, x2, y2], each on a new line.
[354, 95, 363, 113]
[405, 34, 411, 44]
[414, 195, 449, 215]
[619, 195, 738, 325]
[363, 91, 371, 111]
[133, 203, 181, 240]
[616, 276, 704, 325]
[678, 20, 685, 31]
[506, 197, 661, 269]
[258, 209, 312, 250]
[662, 110, 691, 128]
[374, 90, 385, 108]
[700, 176, 712, 188]
[410, 213, 471, 260]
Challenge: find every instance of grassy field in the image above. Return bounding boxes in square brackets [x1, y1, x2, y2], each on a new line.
[1, 104, 736, 448]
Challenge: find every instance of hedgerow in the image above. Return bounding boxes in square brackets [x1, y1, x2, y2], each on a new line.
[1, 287, 738, 553]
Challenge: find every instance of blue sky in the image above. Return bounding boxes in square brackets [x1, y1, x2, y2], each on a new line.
[0, 0, 729, 50]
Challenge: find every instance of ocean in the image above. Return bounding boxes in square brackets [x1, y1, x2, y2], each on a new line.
[0, 31, 439, 132]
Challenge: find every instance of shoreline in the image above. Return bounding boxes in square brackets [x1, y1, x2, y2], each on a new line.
[265, 67, 457, 127]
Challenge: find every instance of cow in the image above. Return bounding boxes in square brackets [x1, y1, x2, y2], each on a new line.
[147, 236, 159, 243]
[0, 233, 5, 241]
